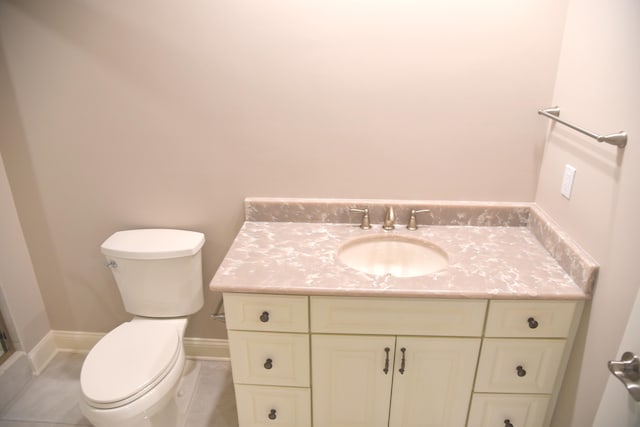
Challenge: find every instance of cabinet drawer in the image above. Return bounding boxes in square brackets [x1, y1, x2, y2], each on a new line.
[310, 296, 487, 336]
[467, 394, 550, 427]
[224, 293, 309, 332]
[235, 384, 311, 427]
[475, 339, 565, 394]
[228, 331, 310, 387]
[485, 300, 580, 338]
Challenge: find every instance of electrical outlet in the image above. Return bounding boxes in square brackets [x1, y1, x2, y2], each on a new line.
[561, 164, 576, 199]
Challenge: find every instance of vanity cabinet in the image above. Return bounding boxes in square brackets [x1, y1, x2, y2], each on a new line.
[223, 293, 583, 427]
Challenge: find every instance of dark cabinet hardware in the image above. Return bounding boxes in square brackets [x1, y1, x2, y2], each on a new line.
[383, 347, 390, 374]
[268, 409, 277, 420]
[399, 347, 406, 374]
[516, 365, 527, 377]
[527, 317, 539, 329]
[260, 311, 270, 323]
[264, 358, 273, 370]
[504, 419, 514, 427]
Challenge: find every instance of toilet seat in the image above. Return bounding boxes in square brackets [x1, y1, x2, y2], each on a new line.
[81, 321, 181, 409]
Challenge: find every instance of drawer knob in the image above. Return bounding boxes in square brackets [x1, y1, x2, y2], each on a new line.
[268, 409, 277, 420]
[264, 358, 273, 370]
[260, 311, 270, 323]
[527, 317, 539, 329]
[516, 365, 527, 377]
[504, 420, 514, 427]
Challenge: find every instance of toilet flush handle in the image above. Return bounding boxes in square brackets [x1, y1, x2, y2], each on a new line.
[105, 260, 117, 269]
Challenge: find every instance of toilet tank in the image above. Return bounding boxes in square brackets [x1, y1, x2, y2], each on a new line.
[101, 229, 205, 318]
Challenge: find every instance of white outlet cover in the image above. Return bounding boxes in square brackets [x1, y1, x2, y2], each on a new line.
[561, 164, 576, 199]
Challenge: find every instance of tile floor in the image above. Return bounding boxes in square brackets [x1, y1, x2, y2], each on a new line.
[0, 352, 239, 427]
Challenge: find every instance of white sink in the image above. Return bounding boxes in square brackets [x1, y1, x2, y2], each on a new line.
[337, 235, 449, 278]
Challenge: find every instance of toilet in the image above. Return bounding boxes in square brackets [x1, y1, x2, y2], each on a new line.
[79, 229, 205, 427]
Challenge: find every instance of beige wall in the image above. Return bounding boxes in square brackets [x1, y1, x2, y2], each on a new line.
[0, 0, 569, 339]
[535, 0, 640, 424]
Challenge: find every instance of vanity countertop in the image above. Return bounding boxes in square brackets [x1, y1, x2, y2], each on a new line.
[209, 198, 598, 300]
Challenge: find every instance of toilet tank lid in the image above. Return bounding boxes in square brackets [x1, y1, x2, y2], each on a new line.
[101, 229, 205, 260]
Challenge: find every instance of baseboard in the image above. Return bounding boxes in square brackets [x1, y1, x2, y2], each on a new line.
[52, 330, 103, 352]
[49, 330, 229, 360]
[183, 337, 230, 360]
[28, 332, 58, 375]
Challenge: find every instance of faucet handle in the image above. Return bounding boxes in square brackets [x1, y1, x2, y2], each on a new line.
[407, 209, 431, 230]
[350, 207, 371, 230]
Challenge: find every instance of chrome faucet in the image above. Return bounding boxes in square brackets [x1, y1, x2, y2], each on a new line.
[382, 206, 395, 230]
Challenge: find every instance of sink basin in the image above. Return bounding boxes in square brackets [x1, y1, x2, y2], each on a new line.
[337, 235, 449, 277]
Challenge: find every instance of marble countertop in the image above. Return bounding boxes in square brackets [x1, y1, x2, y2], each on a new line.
[209, 199, 597, 300]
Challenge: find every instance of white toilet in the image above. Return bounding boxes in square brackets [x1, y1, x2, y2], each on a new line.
[79, 229, 205, 427]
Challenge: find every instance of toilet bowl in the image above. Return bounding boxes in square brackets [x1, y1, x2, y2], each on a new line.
[79, 229, 205, 427]
[80, 318, 188, 427]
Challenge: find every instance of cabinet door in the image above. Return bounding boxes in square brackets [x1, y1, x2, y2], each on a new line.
[388, 337, 481, 427]
[312, 334, 396, 427]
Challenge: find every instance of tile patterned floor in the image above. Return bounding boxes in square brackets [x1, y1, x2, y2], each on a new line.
[0, 352, 238, 427]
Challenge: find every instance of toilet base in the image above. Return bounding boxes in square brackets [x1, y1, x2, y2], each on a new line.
[81, 373, 183, 427]
[146, 398, 179, 427]
[81, 342, 186, 427]
[83, 396, 181, 427]
[80, 318, 189, 427]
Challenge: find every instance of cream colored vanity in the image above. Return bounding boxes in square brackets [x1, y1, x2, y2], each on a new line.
[210, 198, 597, 427]
[223, 293, 582, 427]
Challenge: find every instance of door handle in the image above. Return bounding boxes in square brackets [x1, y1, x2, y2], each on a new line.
[399, 347, 406, 375]
[607, 351, 640, 401]
[383, 347, 390, 374]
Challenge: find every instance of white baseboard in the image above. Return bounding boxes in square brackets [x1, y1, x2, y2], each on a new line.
[49, 330, 229, 360]
[28, 332, 58, 375]
[52, 330, 104, 352]
[183, 337, 230, 360]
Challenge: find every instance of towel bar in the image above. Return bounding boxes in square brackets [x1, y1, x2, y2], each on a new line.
[538, 107, 627, 148]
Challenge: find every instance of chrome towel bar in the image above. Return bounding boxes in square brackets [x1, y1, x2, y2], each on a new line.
[538, 107, 628, 148]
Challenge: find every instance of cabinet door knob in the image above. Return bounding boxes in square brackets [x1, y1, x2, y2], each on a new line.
[264, 358, 273, 370]
[527, 317, 539, 329]
[504, 419, 514, 427]
[383, 347, 390, 374]
[260, 311, 270, 323]
[516, 365, 527, 377]
[399, 347, 407, 375]
[268, 409, 277, 420]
